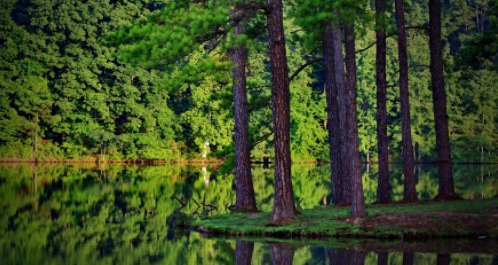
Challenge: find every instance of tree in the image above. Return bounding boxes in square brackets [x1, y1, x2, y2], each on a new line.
[323, 23, 342, 204]
[332, 20, 352, 206]
[230, 5, 258, 213]
[428, 0, 460, 201]
[266, 0, 298, 225]
[395, 0, 417, 201]
[344, 24, 367, 218]
[375, 0, 392, 204]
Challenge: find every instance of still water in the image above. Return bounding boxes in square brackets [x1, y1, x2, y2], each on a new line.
[0, 163, 497, 264]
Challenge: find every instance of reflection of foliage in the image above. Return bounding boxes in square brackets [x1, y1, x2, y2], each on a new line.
[0, 164, 497, 264]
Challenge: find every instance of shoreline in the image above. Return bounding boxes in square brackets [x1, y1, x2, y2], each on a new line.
[191, 199, 498, 240]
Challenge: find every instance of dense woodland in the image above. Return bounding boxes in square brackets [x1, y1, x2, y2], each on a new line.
[1, 0, 498, 221]
[1, 0, 497, 163]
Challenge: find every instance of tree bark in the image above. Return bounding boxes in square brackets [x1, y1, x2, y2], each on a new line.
[269, 242, 295, 265]
[344, 25, 366, 218]
[395, 0, 418, 201]
[266, 0, 297, 225]
[235, 241, 254, 265]
[332, 20, 351, 206]
[377, 252, 388, 265]
[429, 0, 460, 201]
[230, 7, 259, 213]
[375, 0, 392, 204]
[403, 252, 414, 265]
[323, 24, 342, 204]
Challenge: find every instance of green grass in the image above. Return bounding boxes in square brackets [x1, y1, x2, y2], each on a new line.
[192, 198, 498, 239]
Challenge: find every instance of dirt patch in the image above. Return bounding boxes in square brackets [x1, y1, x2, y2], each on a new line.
[357, 211, 498, 236]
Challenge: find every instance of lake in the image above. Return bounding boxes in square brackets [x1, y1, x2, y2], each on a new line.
[0, 163, 497, 264]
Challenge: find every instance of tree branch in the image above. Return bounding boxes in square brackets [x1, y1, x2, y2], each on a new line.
[289, 57, 324, 82]
[356, 26, 431, 54]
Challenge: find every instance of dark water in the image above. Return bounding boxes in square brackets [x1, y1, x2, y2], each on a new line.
[0, 163, 497, 264]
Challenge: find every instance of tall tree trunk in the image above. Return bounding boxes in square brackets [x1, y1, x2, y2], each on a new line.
[395, 0, 418, 201]
[266, 0, 297, 225]
[377, 252, 388, 265]
[375, 0, 392, 204]
[323, 24, 342, 204]
[269, 243, 295, 265]
[429, 0, 460, 201]
[403, 252, 414, 265]
[235, 241, 254, 265]
[332, 20, 351, 206]
[344, 25, 366, 218]
[230, 7, 258, 213]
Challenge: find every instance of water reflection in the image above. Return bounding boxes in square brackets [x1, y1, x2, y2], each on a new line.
[0, 163, 497, 264]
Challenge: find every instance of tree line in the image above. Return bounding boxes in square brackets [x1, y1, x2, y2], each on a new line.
[1, 0, 497, 222]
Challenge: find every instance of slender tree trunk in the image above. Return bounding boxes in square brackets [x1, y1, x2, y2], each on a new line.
[34, 129, 38, 152]
[332, 20, 351, 206]
[375, 0, 391, 204]
[429, 0, 460, 201]
[396, 0, 417, 201]
[230, 7, 258, 213]
[403, 252, 414, 265]
[323, 24, 342, 204]
[344, 25, 366, 218]
[377, 252, 388, 265]
[269, 243, 295, 265]
[266, 0, 297, 225]
[235, 241, 254, 265]
[436, 253, 451, 265]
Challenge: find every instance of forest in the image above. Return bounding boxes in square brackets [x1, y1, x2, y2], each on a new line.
[1, 0, 498, 222]
[1, 0, 497, 164]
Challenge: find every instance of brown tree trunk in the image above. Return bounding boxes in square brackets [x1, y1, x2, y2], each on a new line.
[377, 252, 388, 265]
[266, 0, 297, 225]
[375, 0, 391, 204]
[269, 242, 295, 265]
[344, 25, 366, 218]
[235, 241, 254, 265]
[429, 0, 460, 201]
[396, 0, 418, 202]
[332, 21, 351, 206]
[403, 252, 414, 265]
[436, 253, 451, 265]
[230, 7, 258, 213]
[323, 24, 342, 204]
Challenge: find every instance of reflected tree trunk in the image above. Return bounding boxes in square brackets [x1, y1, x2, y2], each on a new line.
[332, 20, 351, 206]
[351, 251, 366, 265]
[375, 0, 391, 204]
[395, 0, 417, 201]
[344, 25, 366, 218]
[236, 241, 254, 265]
[436, 253, 451, 265]
[266, 0, 297, 225]
[403, 252, 414, 265]
[323, 23, 342, 204]
[269, 242, 295, 265]
[230, 6, 258, 213]
[429, 0, 460, 201]
[377, 252, 388, 265]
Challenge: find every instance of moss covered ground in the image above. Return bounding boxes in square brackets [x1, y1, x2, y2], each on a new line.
[192, 198, 498, 239]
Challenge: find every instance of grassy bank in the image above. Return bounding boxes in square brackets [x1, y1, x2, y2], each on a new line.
[192, 199, 498, 239]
